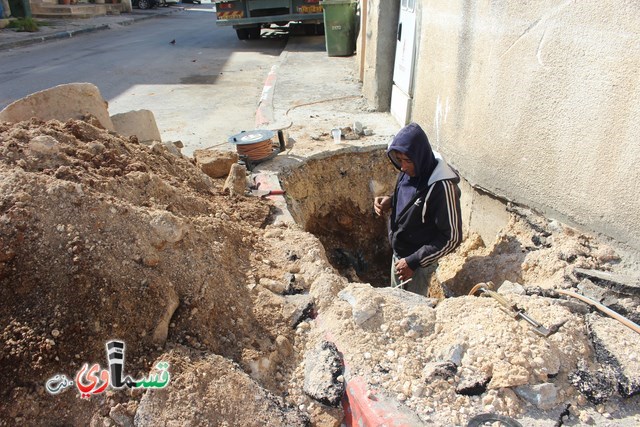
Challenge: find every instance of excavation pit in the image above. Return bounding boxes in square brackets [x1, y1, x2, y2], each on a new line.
[280, 147, 398, 288]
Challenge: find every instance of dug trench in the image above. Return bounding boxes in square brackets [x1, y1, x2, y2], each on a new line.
[279, 149, 397, 290]
[2, 119, 640, 426]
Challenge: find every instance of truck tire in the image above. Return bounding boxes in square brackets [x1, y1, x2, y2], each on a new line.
[303, 23, 324, 36]
[237, 26, 260, 40]
[236, 28, 249, 40]
[248, 26, 261, 39]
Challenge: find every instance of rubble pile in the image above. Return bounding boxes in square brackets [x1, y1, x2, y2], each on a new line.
[1, 116, 639, 426]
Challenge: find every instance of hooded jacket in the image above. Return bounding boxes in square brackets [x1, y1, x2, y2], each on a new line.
[386, 123, 463, 271]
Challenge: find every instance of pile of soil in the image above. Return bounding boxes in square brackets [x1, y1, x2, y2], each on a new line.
[1, 117, 639, 426]
[0, 118, 308, 425]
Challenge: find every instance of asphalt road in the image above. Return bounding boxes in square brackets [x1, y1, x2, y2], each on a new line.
[0, 5, 289, 156]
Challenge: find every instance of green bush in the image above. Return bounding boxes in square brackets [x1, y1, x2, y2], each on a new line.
[8, 17, 40, 32]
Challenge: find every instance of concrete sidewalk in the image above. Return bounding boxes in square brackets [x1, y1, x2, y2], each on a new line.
[0, 7, 181, 51]
[257, 33, 399, 163]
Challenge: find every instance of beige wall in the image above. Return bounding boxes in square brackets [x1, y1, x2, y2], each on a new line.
[402, 0, 640, 250]
[356, 0, 399, 111]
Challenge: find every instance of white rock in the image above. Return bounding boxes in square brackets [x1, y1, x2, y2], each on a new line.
[338, 288, 379, 326]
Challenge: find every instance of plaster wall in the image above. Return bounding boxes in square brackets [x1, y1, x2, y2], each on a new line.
[406, 0, 640, 250]
[358, 0, 399, 111]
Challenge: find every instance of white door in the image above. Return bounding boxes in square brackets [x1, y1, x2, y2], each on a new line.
[390, 0, 418, 126]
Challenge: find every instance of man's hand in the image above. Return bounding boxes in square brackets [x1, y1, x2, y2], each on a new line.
[394, 258, 414, 281]
[373, 196, 391, 216]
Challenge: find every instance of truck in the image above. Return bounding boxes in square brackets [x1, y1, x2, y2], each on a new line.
[214, 0, 324, 40]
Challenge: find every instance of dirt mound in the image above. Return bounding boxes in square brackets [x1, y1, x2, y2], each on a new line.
[0, 118, 304, 425]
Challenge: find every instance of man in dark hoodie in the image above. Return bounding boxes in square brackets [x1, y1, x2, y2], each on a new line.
[373, 123, 462, 296]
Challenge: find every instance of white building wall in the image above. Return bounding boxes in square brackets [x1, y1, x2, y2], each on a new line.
[405, 0, 640, 250]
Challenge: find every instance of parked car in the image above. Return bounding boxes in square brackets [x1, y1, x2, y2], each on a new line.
[132, 0, 158, 9]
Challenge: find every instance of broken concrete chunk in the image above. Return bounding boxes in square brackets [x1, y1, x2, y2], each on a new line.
[577, 279, 608, 302]
[309, 273, 348, 313]
[223, 163, 247, 197]
[109, 403, 134, 427]
[569, 367, 616, 404]
[498, 280, 526, 295]
[135, 350, 309, 426]
[303, 341, 345, 407]
[111, 109, 162, 143]
[422, 361, 457, 382]
[338, 288, 379, 326]
[587, 313, 640, 397]
[439, 343, 467, 366]
[378, 287, 438, 308]
[353, 121, 363, 134]
[149, 141, 182, 158]
[574, 267, 640, 296]
[163, 141, 183, 157]
[0, 83, 115, 131]
[514, 383, 558, 410]
[283, 293, 314, 328]
[284, 272, 305, 295]
[455, 369, 490, 396]
[193, 149, 239, 178]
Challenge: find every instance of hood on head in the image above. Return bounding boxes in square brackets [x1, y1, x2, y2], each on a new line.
[387, 123, 436, 178]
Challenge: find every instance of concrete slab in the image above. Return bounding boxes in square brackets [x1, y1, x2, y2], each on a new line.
[0, 82, 114, 130]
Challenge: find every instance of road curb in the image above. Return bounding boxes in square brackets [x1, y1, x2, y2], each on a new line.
[0, 9, 180, 51]
[255, 49, 294, 131]
[255, 64, 278, 128]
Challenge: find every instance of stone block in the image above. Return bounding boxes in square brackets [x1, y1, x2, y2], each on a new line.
[193, 149, 239, 179]
[498, 280, 526, 295]
[111, 109, 162, 143]
[514, 383, 558, 409]
[0, 83, 114, 131]
[223, 162, 247, 196]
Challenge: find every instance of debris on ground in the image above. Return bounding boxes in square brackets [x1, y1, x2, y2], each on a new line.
[1, 115, 640, 426]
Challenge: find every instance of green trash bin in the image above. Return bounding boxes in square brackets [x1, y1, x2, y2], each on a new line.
[320, 0, 357, 57]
